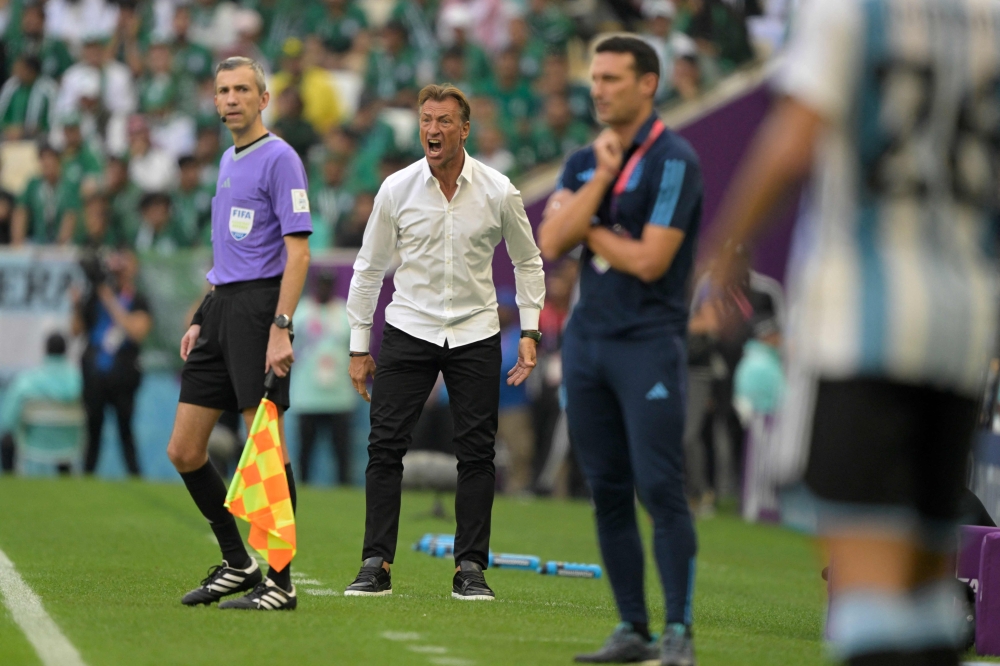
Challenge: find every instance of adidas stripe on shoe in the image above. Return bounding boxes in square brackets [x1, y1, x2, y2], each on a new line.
[181, 559, 262, 606]
[218, 578, 297, 610]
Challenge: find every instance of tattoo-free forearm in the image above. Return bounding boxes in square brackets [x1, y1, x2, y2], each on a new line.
[537, 170, 615, 260]
[275, 235, 311, 319]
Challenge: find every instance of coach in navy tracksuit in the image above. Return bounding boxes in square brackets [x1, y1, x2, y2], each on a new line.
[538, 35, 702, 665]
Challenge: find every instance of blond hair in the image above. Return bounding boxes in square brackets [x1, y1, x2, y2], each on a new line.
[417, 84, 471, 123]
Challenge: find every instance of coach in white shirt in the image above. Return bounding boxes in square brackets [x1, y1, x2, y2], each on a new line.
[344, 84, 545, 601]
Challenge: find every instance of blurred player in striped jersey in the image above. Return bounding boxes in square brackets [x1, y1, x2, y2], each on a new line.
[709, 1, 1000, 664]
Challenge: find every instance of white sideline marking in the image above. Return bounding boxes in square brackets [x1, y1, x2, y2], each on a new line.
[407, 645, 448, 654]
[0, 547, 86, 666]
[291, 577, 324, 586]
[382, 631, 422, 641]
[303, 589, 339, 596]
[429, 658, 475, 666]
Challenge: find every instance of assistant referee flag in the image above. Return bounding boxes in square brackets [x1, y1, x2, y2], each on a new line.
[224, 383, 296, 571]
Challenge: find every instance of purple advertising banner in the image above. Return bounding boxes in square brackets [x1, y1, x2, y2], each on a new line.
[497, 83, 796, 286]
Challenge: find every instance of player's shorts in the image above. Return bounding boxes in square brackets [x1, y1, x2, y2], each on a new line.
[803, 378, 978, 522]
[179, 277, 291, 412]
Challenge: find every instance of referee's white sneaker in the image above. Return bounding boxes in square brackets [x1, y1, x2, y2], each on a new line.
[181, 559, 262, 606]
[218, 578, 297, 610]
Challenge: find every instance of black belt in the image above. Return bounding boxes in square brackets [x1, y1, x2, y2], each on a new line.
[212, 276, 282, 295]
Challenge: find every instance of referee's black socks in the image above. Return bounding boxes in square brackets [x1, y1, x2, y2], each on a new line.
[265, 463, 297, 592]
[180, 460, 252, 569]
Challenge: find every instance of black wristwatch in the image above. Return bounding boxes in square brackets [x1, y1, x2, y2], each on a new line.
[273, 314, 292, 330]
[521, 330, 542, 343]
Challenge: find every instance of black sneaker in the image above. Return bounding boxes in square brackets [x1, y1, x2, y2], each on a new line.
[218, 578, 297, 610]
[181, 559, 262, 606]
[344, 556, 393, 597]
[452, 561, 494, 601]
[660, 623, 695, 666]
[574, 623, 659, 663]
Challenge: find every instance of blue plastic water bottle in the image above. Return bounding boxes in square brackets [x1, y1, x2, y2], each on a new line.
[414, 533, 435, 552]
[488, 553, 541, 570]
[538, 561, 603, 579]
[431, 534, 455, 557]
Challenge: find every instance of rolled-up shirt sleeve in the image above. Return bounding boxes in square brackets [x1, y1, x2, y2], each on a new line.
[347, 186, 397, 353]
[501, 182, 545, 330]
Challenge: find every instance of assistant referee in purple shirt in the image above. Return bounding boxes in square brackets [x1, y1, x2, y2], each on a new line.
[165, 57, 312, 611]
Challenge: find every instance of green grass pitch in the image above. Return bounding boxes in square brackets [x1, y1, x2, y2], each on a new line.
[0, 478, 994, 665]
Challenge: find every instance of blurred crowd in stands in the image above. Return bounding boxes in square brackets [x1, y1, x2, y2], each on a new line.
[0, 0, 772, 252]
[0, 0, 792, 503]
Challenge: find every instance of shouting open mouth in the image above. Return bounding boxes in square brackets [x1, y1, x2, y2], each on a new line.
[427, 139, 443, 157]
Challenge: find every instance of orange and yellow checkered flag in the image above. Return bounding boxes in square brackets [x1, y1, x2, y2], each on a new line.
[224, 395, 296, 571]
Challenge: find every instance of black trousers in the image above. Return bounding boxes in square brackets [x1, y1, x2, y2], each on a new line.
[83, 365, 141, 476]
[363, 324, 501, 568]
[299, 412, 353, 485]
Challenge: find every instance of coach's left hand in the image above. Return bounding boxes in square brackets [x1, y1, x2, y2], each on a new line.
[266, 326, 295, 377]
[507, 338, 537, 386]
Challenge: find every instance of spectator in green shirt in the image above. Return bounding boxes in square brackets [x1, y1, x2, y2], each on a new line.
[272, 88, 321, 161]
[438, 4, 492, 84]
[60, 116, 105, 199]
[172, 156, 213, 246]
[507, 13, 548, 81]
[12, 145, 79, 246]
[138, 42, 182, 115]
[364, 21, 420, 107]
[79, 195, 120, 249]
[389, 0, 438, 72]
[535, 52, 595, 127]
[194, 125, 224, 189]
[170, 6, 215, 83]
[309, 0, 369, 64]
[134, 192, 189, 255]
[0, 56, 58, 140]
[529, 94, 591, 167]
[437, 47, 475, 101]
[681, 0, 754, 74]
[526, 0, 576, 53]
[292, 270, 358, 485]
[478, 47, 539, 143]
[101, 157, 143, 248]
[108, 0, 148, 79]
[343, 97, 398, 192]
[309, 155, 355, 251]
[3, 4, 74, 81]
[253, 0, 325, 64]
[335, 190, 374, 248]
[472, 124, 517, 178]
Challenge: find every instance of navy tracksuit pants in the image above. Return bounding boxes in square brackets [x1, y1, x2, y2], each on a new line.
[563, 327, 697, 627]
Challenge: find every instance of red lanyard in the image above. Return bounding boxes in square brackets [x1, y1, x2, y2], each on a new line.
[610, 118, 666, 225]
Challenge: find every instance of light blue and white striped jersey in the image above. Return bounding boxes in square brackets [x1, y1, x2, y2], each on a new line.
[778, 0, 1000, 396]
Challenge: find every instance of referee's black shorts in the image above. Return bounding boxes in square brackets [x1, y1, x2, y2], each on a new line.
[179, 277, 291, 412]
[804, 377, 978, 523]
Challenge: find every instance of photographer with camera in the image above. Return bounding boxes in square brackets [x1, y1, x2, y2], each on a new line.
[73, 249, 152, 477]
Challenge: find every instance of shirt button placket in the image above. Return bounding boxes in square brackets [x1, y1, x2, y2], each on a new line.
[445, 205, 454, 324]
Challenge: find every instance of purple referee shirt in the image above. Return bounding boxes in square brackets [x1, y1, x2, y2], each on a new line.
[206, 135, 313, 285]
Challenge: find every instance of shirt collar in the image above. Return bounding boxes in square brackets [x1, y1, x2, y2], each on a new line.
[631, 112, 661, 147]
[421, 150, 474, 185]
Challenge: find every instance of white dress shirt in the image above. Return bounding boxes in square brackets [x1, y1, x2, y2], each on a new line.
[348, 151, 545, 353]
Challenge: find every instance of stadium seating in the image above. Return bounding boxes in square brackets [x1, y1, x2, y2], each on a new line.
[14, 399, 86, 475]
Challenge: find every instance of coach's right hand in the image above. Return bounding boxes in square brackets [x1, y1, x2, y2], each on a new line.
[349, 354, 377, 403]
[180, 325, 200, 361]
[593, 129, 624, 182]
